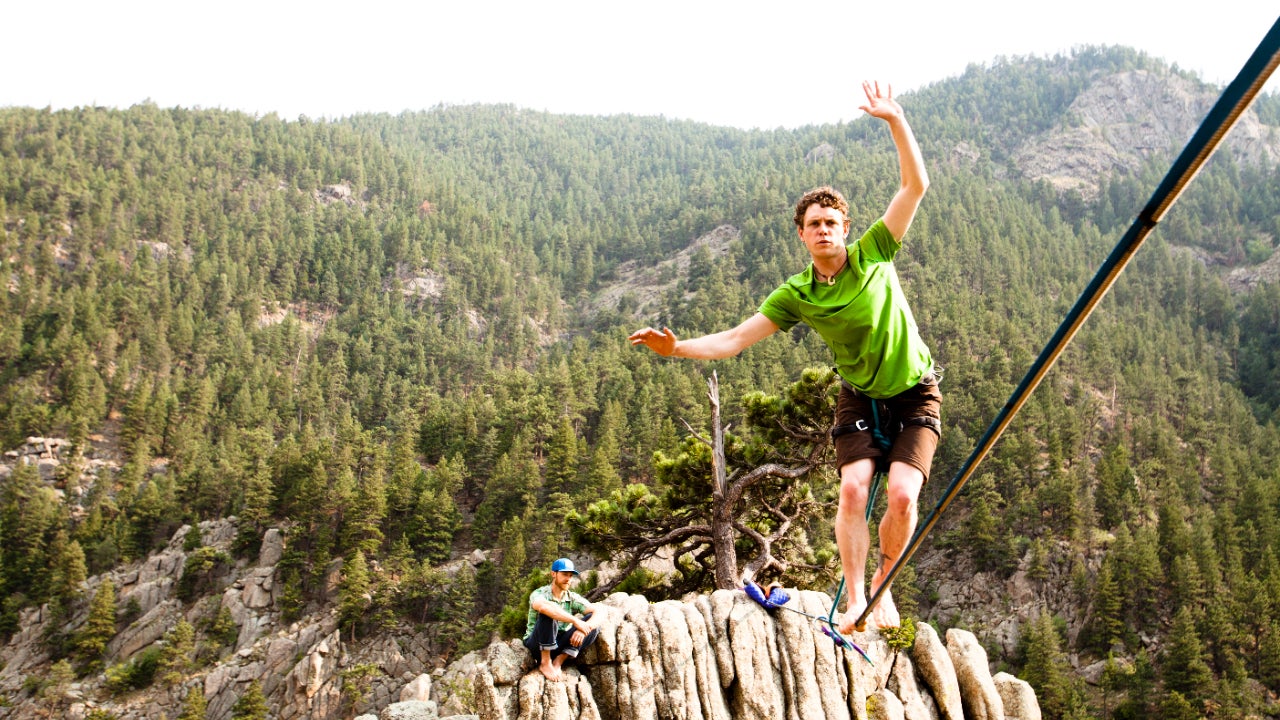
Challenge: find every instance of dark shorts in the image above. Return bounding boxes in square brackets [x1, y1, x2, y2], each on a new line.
[833, 372, 942, 482]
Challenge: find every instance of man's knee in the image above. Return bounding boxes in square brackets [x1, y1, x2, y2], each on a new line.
[885, 464, 923, 512]
[837, 460, 875, 512]
[884, 486, 919, 517]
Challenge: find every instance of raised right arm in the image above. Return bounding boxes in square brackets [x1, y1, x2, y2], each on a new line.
[629, 312, 779, 360]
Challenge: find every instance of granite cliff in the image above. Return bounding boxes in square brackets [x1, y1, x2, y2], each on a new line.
[0, 516, 1041, 719]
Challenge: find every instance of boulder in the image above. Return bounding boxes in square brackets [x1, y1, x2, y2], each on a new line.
[888, 649, 940, 720]
[869, 687, 907, 720]
[993, 672, 1042, 720]
[728, 592, 785, 718]
[487, 639, 529, 686]
[946, 629, 1004, 720]
[912, 622, 963, 720]
[259, 528, 285, 566]
[383, 699, 439, 719]
[400, 673, 432, 702]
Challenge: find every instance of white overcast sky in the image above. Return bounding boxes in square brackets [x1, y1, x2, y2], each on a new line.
[5, 1, 1278, 130]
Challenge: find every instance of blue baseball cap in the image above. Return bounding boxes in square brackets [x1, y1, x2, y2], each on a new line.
[551, 558, 580, 575]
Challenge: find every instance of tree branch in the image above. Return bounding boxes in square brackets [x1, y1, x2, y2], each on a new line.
[584, 524, 713, 600]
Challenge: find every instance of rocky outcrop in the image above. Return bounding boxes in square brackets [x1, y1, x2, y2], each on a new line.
[587, 225, 741, 321]
[0, 520, 449, 720]
[0, 515, 1040, 720]
[0, 436, 118, 515]
[431, 589, 1041, 720]
[922, 539, 1093, 660]
[910, 621, 962, 720]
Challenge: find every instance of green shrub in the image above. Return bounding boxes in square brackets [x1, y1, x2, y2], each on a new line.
[177, 548, 231, 602]
[104, 646, 162, 694]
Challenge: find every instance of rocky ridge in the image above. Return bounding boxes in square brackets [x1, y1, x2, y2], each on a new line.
[0, 508, 1041, 720]
[0, 518, 452, 720]
[451, 589, 1041, 720]
[1012, 69, 1280, 199]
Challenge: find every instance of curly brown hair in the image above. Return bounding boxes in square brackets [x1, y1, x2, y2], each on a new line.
[793, 186, 849, 228]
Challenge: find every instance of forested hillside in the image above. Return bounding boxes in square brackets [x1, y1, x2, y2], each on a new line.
[3, 45, 1280, 718]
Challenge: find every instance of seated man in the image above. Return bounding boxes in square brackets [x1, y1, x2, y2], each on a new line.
[523, 558, 600, 681]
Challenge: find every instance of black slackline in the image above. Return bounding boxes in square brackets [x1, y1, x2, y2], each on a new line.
[854, 15, 1280, 631]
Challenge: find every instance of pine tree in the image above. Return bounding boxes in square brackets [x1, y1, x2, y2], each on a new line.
[1026, 537, 1049, 582]
[962, 474, 1006, 572]
[544, 414, 580, 496]
[1020, 611, 1079, 718]
[74, 578, 117, 670]
[230, 679, 268, 720]
[1259, 619, 1280, 693]
[472, 438, 541, 543]
[406, 458, 461, 563]
[238, 434, 275, 533]
[338, 550, 371, 642]
[157, 619, 195, 685]
[1161, 606, 1215, 705]
[343, 465, 386, 558]
[1093, 440, 1135, 528]
[48, 531, 88, 606]
[0, 462, 61, 604]
[1089, 560, 1125, 651]
[496, 517, 529, 611]
[1158, 691, 1201, 720]
[176, 685, 207, 720]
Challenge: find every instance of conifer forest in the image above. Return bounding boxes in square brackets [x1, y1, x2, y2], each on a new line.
[4, 46, 1280, 718]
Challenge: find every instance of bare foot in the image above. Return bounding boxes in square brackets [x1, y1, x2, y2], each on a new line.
[868, 587, 900, 630]
[867, 566, 901, 629]
[538, 663, 564, 682]
[838, 598, 867, 635]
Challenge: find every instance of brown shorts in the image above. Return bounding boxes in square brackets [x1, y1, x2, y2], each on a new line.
[833, 372, 942, 482]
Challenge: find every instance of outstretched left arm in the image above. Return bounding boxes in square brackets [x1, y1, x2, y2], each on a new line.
[860, 81, 929, 242]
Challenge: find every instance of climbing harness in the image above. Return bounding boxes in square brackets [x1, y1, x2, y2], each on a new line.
[851, 17, 1280, 632]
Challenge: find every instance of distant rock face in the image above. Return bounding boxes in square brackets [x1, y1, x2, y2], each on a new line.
[806, 142, 837, 164]
[588, 225, 741, 321]
[0, 520, 443, 720]
[1012, 69, 1280, 199]
[442, 589, 1040, 720]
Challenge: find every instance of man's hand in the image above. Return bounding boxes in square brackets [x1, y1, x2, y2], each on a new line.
[628, 326, 678, 357]
[570, 618, 592, 646]
[858, 81, 904, 123]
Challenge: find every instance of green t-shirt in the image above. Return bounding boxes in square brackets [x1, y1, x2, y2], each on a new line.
[524, 584, 589, 639]
[759, 219, 932, 399]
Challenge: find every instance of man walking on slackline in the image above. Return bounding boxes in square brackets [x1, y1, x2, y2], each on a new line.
[629, 81, 938, 632]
